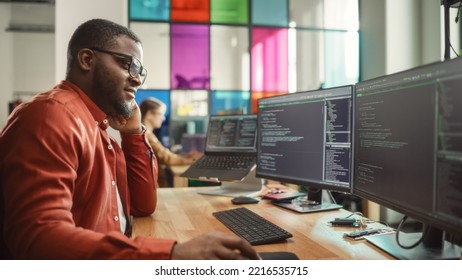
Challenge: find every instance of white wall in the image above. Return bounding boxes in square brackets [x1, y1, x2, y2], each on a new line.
[0, 3, 54, 127]
[55, 0, 128, 143]
[361, 0, 444, 82]
[55, 0, 127, 82]
[0, 4, 13, 128]
[13, 32, 54, 92]
[385, 0, 422, 74]
[0, 1, 128, 128]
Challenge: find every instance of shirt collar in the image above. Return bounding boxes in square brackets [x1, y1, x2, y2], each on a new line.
[60, 80, 110, 130]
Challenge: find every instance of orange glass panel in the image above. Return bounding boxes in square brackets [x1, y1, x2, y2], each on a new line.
[171, 0, 210, 22]
[251, 92, 287, 114]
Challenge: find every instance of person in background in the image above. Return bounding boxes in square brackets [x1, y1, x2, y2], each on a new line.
[140, 97, 202, 187]
[0, 18, 258, 260]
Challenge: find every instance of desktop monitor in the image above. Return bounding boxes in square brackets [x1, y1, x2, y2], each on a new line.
[354, 58, 462, 259]
[256, 85, 354, 213]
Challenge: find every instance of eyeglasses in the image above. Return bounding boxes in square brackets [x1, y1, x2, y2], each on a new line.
[89, 47, 148, 85]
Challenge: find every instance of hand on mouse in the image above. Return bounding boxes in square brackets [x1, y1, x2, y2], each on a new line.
[170, 231, 259, 260]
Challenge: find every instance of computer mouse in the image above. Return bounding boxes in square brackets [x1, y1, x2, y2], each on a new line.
[258, 252, 299, 260]
[242, 252, 299, 260]
[231, 196, 260, 205]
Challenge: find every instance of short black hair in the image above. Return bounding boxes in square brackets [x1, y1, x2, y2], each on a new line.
[66, 18, 141, 75]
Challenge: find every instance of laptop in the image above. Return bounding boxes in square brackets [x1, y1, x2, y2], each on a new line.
[180, 114, 257, 182]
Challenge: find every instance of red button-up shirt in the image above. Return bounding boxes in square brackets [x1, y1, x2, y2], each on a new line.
[0, 81, 176, 259]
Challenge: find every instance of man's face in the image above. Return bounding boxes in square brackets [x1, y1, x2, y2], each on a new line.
[90, 36, 144, 121]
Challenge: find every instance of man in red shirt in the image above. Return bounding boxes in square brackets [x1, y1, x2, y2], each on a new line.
[0, 18, 258, 260]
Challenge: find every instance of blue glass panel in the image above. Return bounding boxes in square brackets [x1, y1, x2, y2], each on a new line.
[211, 90, 251, 115]
[252, 0, 287, 27]
[135, 89, 170, 117]
[129, 0, 170, 21]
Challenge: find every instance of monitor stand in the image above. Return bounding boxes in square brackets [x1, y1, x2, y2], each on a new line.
[365, 230, 462, 260]
[197, 168, 263, 197]
[272, 187, 342, 213]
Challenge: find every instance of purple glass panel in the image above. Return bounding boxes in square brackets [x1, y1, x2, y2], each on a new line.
[251, 27, 288, 92]
[171, 24, 210, 89]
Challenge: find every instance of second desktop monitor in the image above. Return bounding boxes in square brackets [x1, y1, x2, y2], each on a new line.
[256, 85, 354, 213]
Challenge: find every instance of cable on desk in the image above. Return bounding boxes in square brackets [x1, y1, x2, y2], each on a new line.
[395, 215, 428, 249]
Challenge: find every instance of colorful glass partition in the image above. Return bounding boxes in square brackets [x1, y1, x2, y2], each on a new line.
[130, 22, 170, 89]
[252, 0, 288, 27]
[171, 0, 210, 22]
[210, 25, 249, 90]
[211, 90, 251, 115]
[128, 0, 360, 144]
[129, 0, 170, 21]
[171, 24, 210, 90]
[251, 27, 288, 92]
[211, 0, 249, 24]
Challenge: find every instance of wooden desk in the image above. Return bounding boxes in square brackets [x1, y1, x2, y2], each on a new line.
[133, 187, 394, 260]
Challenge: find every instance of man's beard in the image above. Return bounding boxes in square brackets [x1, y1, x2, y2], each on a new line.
[92, 65, 134, 119]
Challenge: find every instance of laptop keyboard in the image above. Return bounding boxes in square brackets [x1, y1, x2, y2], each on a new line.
[213, 207, 293, 245]
[194, 156, 255, 170]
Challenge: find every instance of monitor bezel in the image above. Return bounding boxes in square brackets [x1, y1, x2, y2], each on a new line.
[256, 85, 355, 194]
[352, 58, 462, 237]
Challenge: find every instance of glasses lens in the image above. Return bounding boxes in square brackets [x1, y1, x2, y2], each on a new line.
[129, 59, 141, 77]
[130, 58, 147, 84]
[140, 68, 147, 84]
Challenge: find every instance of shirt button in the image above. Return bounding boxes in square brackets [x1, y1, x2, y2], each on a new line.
[111, 181, 116, 187]
[114, 216, 119, 222]
[103, 119, 108, 124]
[108, 144, 113, 150]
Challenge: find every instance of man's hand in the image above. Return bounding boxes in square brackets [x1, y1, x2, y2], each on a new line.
[170, 231, 259, 260]
[109, 101, 143, 134]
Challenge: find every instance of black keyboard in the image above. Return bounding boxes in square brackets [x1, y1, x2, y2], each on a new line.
[195, 156, 255, 170]
[213, 207, 293, 245]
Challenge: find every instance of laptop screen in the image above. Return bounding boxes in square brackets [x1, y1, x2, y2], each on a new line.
[205, 115, 257, 154]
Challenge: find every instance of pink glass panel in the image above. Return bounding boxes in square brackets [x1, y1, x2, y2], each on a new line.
[251, 27, 288, 92]
[171, 24, 210, 90]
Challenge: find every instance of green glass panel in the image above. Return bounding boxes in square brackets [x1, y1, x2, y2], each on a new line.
[211, 0, 249, 24]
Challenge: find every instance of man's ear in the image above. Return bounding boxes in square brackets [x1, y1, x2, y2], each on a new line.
[77, 48, 94, 72]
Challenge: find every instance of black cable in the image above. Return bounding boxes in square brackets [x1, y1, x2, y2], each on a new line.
[451, 1, 462, 58]
[456, 0, 462, 23]
[450, 42, 460, 57]
[395, 215, 428, 249]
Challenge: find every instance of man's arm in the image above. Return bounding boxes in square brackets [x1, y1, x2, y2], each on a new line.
[121, 130, 158, 216]
[110, 101, 158, 216]
[0, 99, 172, 259]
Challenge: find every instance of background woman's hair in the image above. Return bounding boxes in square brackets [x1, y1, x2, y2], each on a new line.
[139, 97, 165, 118]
